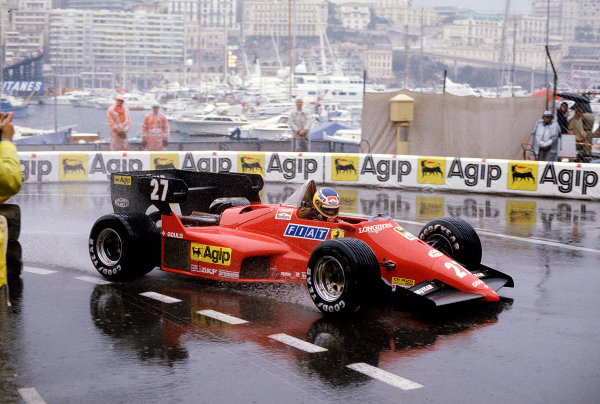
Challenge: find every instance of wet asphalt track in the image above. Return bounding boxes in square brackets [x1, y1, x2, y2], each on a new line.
[2, 182, 600, 404]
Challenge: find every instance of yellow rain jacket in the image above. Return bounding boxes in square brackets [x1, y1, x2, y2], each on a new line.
[1, 140, 22, 288]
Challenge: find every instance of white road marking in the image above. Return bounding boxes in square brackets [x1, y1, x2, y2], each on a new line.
[268, 333, 328, 353]
[23, 267, 57, 275]
[140, 291, 182, 304]
[197, 309, 248, 325]
[74, 276, 111, 285]
[347, 362, 423, 390]
[18, 387, 47, 404]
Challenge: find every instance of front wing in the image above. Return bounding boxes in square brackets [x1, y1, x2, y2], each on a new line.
[394, 264, 514, 308]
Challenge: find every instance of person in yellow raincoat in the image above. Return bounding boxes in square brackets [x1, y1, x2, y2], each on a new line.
[141, 101, 169, 151]
[107, 95, 131, 151]
[0, 112, 23, 292]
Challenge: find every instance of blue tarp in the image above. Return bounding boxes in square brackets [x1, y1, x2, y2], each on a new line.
[14, 128, 72, 145]
[309, 122, 352, 141]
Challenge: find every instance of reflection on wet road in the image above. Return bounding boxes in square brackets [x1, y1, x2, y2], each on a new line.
[2, 183, 600, 403]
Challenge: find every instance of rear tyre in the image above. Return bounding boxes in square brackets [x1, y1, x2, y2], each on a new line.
[89, 213, 160, 281]
[418, 217, 482, 266]
[307, 238, 380, 317]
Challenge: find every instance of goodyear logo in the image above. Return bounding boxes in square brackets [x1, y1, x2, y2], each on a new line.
[59, 154, 88, 181]
[392, 277, 415, 288]
[284, 224, 329, 240]
[332, 155, 359, 181]
[418, 158, 445, 185]
[152, 154, 178, 170]
[113, 175, 132, 186]
[394, 226, 418, 240]
[239, 153, 265, 176]
[190, 243, 232, 266]
[508, 162, 537, 191]
[331, 229, 345, 239]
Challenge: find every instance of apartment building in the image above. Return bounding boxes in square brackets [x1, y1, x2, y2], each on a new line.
[2, 0, 50, 57]
[360, 49, 393, 79]
[244, 0, 327, 38]
[339, 2, 370, 30]
[372, 4, 439, 28]
[48, 8, 184, 88]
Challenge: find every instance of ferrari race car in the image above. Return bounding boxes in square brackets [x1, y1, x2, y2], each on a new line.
[89, 169, 513, 316]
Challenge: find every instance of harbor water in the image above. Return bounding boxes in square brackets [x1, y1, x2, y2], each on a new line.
[14, 103, 150, 139]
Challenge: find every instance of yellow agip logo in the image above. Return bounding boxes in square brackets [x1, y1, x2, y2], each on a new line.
[151, 153, 178, 170]
[332, 155, 359, 181]
[418, 158, 445, 185]
[113, 175, 131, 186]
[508, 162, 537, 191]
[59, 154, 88, 181]
[239, 153, 264, 176]
[190, 243, 232, 266]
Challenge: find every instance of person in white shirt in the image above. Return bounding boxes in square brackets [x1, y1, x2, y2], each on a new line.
[531, 110, 561, 161]
[288, 98, 312, 152]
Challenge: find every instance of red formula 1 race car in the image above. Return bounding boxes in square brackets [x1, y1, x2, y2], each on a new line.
[89, 169, 513, 316]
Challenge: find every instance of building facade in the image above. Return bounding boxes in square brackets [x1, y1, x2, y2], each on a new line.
[360, 49, 393, 79]
[244, 0, 328, 38]
[48, 9, 184, 88]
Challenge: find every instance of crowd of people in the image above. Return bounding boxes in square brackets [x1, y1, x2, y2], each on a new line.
[530, 101, 599, 162]
[106, 96, 170, 151]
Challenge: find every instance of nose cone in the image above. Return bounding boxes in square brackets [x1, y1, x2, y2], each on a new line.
[431, 259, 500, 301]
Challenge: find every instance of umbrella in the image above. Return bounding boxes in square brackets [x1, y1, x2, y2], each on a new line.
[557, 92, 592, 113]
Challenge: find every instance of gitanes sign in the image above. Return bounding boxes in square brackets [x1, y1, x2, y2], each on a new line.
[17, 151, 600, 200]
[2, 81, 44, 93]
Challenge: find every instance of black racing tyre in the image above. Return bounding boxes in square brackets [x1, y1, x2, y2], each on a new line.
[307, 238, 380, 317]
[89, 213, 160, 281]
[418, 217, 482, 266]
[0, 204, 21, 241]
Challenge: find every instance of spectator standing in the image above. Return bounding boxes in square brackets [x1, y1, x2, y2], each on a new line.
[141, 102, 169, 151]
[568, 107, 592, 159]
[0, 112, 23, 295]
[107, 96, 131, 151]
[531, 110, 561, 162]
[556, 102, 569, 134]
[288, 98, 312, 152]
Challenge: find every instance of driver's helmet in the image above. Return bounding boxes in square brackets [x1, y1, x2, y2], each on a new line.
[312, 187, 340, 221]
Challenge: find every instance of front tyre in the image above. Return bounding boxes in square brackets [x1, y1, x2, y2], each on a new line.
[89, 213, 160, 281]
[418, 217, 482, 266]
[307, 238, 379, 317]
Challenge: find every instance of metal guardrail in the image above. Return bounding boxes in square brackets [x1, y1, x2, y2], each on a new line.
[14, 140, 360, 153]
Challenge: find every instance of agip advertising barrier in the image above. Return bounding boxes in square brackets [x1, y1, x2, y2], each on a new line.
[17, 151, 600, 200]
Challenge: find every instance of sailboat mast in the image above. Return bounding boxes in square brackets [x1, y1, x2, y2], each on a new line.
[288, 0, 293, 100]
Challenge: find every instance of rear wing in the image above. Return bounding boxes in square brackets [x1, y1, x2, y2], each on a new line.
[110, 169, 264, 216]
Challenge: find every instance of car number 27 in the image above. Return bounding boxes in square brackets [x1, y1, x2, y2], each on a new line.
[150, 178, 169, 201]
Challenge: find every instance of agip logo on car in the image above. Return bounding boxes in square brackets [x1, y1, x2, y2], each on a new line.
[418, 158, 446, 185]
[508, 162, 537, 191]
[59, 153, 88, 181]
[190, 242, 232, 266]
[331, 155, 359, 181]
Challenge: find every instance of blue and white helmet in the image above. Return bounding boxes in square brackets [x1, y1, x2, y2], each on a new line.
[312, 187, 340, 220]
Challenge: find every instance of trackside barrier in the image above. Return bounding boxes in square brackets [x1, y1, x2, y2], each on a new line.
[17, 151, 600, 200]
